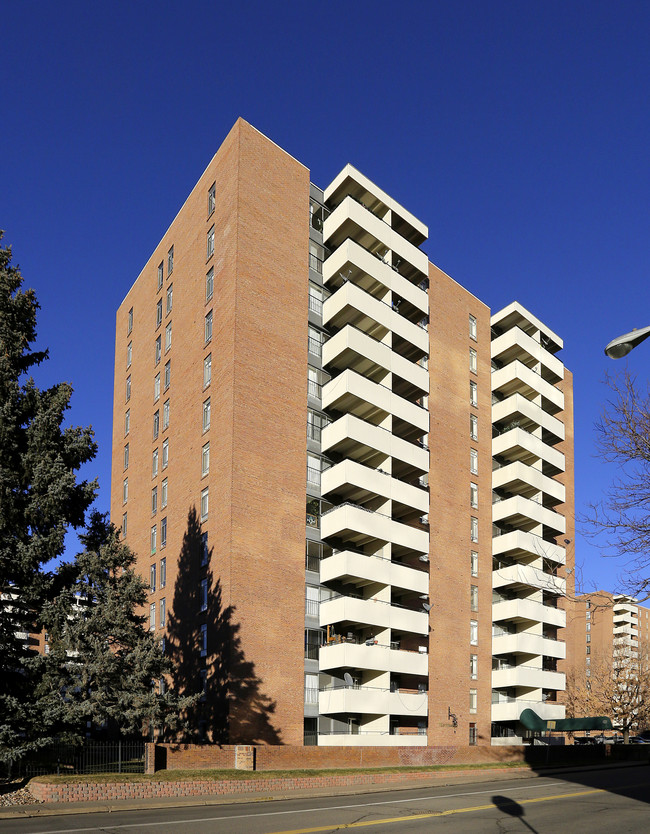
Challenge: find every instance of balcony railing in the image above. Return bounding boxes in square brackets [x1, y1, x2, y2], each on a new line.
[309, 294, 323, 316]
[309, 253, 323, 273]
[308, 379, 323, 399]
[305, 599, 319, 617]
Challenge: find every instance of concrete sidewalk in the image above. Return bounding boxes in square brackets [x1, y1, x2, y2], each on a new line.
[0, 760, 646, 821]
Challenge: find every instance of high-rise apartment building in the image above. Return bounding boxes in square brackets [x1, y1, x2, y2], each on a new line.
[111, 118, 574, 747]
[575, 592, 650, 677]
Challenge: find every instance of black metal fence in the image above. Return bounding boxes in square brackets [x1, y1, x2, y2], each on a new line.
[2, 740, 146, 778]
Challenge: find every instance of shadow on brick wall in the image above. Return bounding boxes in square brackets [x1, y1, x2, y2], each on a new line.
[165, 507, 280, 744]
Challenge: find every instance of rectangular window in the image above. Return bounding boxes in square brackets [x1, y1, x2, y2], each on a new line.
[163, 398, 170, 429]
[122, 512, 127, 537]
[470, 619, 478, 645]
[470, 585, 478, 612]
[157, 262, 164, 290]
[162, 438, 169, 469]
[308, 326, 323, 358]
[155, 335, 161, 365]
[206, 267, 214, 301]
[203, 398, 211, 431]
[201, 531, 209, 566]
[150, 563, 156, 593]
[200, 578, 208, 612]
[200, 623, 207, 657]
[471, 516, 478, 543]
[165, 321, 172, 352]
[469, 347, 477, 374]
[470, 482, 478, 508]
[128, 307, 133, 334]
[152, 448, 159, 478]
[470, 380, 478, 407]
[204, 353, 212, 387]
[151, 487, 158, 516]
[160, 597, 166, 628]
[150, 603, 156, 631]
[150, 524, 157, 554]
[166, 283, 173, 314]
[167, 245, 174, 276]
[201, 487, 209, 521]
[470, 654, 478, 680]
[156, 298, 163, 328]
[469, 688, 478, 714]
[205, 310, 213, 343]
[160, 557, 166, 588]
[153, 410, 160, 440]
[122, 477, 128, 503]
[164, 360, 171, 390]
[307, 453, 321, 487]
[207, 225, 215, 259]
[127, 341, 132, 368]
[470, 413, 478, 440]
[470, 448, 478, 474]
[202, 442, 210, 476]
[471, 550, 478, 577]
[124, 409, 130, 436]
[469, 314, 477, 341]
[161, 477, 168, 508]
[208, 183, 215, 216]
[154, 372, 160, 402]
[125, 375, 131, 402]
[123, 443, 129, 470]
[469, 723, 477, 745]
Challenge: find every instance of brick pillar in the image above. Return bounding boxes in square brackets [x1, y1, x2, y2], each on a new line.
[144, 742, 156, 774]
[235, 745, 255, 770]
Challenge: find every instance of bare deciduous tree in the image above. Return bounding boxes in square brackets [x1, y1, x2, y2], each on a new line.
[585, 370, 650, 599]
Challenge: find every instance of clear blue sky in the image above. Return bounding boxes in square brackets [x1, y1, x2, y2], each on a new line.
[2, 1, 649, 592]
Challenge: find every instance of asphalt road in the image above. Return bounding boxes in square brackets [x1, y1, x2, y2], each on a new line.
[2, 766, 649, 834]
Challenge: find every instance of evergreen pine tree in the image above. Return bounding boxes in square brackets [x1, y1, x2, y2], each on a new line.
[37, 513, 194, 742]
[0, 234, 97, 764]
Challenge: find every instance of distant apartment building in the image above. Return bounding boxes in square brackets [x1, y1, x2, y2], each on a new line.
[111, 118, 575, 746]
[575, 591, 650, 677]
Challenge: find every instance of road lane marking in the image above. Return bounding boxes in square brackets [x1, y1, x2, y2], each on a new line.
[262, 788, 606, 834]
[21, 781, 634, 834]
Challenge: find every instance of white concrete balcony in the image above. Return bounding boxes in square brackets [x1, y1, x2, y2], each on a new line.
[492, 461, 565, 505]
[613, 624, 636, 637]
[491, 700, 565, 722]
[322, 460, 429, 514]
[492, 394, 565, 443]
[492, 632, 566, 659]
[322, 503, 429, 554]
[318, 733, 427, 747]
[491, 327, 564, 383]
[319, 641, 428, 676]
[323, 196, 429, 279]
[613, 612, 636, 625]
[320, 596, 429, 635]
[492, 530, 565, 566]
[492, 598, 566, 629]
[491, 666, 565, 691]
[491, 361, 564, 413]
[493, 563, 566, 595]
[492, 428, 565, 472]
[323, 281, 428, 353]
[323, 326, 429, 395]
[613, 600, 637, 614]
[324, 164, 428, 246]
[491, 303, 563, 351]
[324, 239, 429, 315]
[323, 370, 429, 434]
[322, 414, 428, 474]
[492, 495, 565, 534]
[321, 550, 428, 595]
[319, 687, 428, 717]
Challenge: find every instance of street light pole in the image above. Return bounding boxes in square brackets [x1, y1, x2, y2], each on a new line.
[604, 325, 650, 359]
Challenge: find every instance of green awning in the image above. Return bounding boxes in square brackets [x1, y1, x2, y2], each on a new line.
[519, 709, 613, 732]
